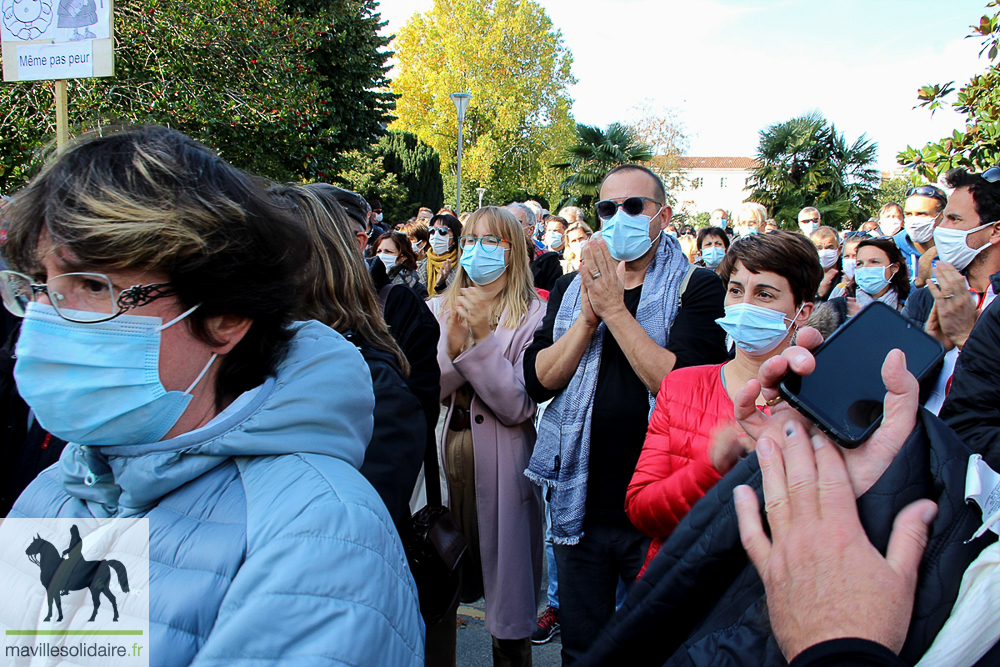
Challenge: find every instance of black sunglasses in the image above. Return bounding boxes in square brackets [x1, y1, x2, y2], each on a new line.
[594, 197, 662, 221]
[905, 184, 947, 204]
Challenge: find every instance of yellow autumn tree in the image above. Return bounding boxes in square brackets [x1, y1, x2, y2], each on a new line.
[390, 0, 576, 207]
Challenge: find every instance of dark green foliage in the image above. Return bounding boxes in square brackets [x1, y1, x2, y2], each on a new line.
[747, 113, 880, 230]
[376, 131, 444, 219]
[0, 0, 395, 194]
[554, 123, 653, 211]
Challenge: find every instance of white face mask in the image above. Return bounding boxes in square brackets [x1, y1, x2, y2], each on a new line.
[411, 241, 423, 253]
[799, 221, 819, 235]
[878, 217, 903, 236]
[904, 214, 937, 243]
[933, 222, 997, 271]
[817, 249, 839, 269]
[377, 253, 398, 269]
[374, 212, 383, 223]
[842, 258, 856, 280]
[429, 232, 452, 255]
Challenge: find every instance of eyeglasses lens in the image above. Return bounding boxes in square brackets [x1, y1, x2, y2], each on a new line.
[431, 227, 450, 236]
[0, 271, 31, 317]
[0, 271, 118, 322]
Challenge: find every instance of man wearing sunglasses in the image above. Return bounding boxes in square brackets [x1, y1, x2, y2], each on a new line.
[897, 184, 947, 287]
[523, 164, 727, 664]
[900, 168, 1000, 415]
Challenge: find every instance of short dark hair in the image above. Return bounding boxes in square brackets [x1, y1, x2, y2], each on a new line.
[944, 168, 1000, 225]
[367, 197, 382, 211]
[600, 164, 667, 206]
[718, 230, 823, 306]
[856, 237, 911, 301]
[2, 125, 310, 406]
[697, 227, 731, 251]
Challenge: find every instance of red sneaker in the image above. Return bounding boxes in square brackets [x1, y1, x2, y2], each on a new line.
[530, 606, 560, 644]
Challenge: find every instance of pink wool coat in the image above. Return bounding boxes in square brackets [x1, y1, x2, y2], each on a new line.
[430, 297, 545, 640]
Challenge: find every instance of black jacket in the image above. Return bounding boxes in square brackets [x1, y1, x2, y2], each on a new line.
[578, 409, 995, 667]
[370, 264, 441, 454]
[530, 250, 564, 292]
[940, 272, 1000, 470]
[1, 318, 68, 517]
[349, 332, 426, 538]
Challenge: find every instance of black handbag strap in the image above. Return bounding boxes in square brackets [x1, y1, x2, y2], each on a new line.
[424, 408, 446, 507]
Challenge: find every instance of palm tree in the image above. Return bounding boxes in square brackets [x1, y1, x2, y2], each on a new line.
[747, 113, 879, 229]
[553, 123, 653, 212]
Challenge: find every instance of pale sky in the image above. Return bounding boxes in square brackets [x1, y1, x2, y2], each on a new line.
[375, 0, 988, 173]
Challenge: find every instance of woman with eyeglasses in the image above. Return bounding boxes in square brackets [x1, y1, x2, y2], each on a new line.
[807, 236, 910, 339]
[426, 213, 462, 297]
[427, 206, 544, 667]
[0, 127, 424, 664]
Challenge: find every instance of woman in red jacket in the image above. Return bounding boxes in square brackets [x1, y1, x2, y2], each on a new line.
[626, 231, 823, 571]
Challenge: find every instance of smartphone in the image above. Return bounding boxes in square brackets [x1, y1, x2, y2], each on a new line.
[778, 301, 945, 448]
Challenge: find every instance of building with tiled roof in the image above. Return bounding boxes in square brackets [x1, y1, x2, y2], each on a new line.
[664, 156, 760, 217]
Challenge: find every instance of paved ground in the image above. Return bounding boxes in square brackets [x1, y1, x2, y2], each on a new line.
[456, 599, 560, 667]
[455, 556, 561, 667]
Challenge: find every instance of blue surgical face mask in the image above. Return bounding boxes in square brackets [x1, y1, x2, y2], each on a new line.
[601, 205, 662, 261]
[545, 231, 564, 250]
[701, 246, 726, 268]
[854, 265, 892, 295]
[14, 303, 216, 446]
[460, 243, 508, 285]
[715, 302, 803, 356]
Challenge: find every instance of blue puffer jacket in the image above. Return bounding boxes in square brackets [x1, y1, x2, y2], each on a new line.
[10, 321, 424, 666]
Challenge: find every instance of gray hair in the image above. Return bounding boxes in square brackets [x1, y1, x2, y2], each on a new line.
[506, 202, 536, 227]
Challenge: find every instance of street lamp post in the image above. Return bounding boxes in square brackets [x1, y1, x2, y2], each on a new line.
[450, 92, 472, 215]
[476, 187, 486, 209]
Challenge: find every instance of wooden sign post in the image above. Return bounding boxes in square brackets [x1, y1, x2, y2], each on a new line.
[2, 0, 116, 149]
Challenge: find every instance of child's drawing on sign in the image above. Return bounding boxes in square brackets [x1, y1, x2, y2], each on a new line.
[2, 0, 54, 40]
[56, 0, 97, 40]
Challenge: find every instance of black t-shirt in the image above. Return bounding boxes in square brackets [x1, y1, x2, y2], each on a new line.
[524, 267, 727, 525]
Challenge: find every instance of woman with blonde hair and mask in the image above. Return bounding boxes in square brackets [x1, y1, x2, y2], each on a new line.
[428, 205, 544, 667]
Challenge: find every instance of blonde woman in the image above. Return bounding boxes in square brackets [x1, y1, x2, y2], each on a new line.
[733, 202, 768, 237]
[429, 206, 544, 667]
[561, 220, 594, 273]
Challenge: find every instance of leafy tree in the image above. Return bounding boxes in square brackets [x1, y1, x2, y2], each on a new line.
[390, 0, 576, 210]
[747, 113, 880, 229]
[334, 150, 409, 220]
[553, 123, 653, 212]
[281, 0, 396, 168]
[897, 1, 1000, 180]
[376, 131, 444, 217]
[0, 0, 394, 193]
[627, 100, 688, 183]
[876, 174, 920, 213]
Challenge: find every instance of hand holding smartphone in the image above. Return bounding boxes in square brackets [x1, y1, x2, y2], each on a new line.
[778, 302, 945, 448]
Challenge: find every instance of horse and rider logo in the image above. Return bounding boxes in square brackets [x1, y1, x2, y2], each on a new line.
[25, 524, 130, 622]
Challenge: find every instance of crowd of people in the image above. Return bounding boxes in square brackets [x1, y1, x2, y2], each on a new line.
[1, 125, 1000, 667]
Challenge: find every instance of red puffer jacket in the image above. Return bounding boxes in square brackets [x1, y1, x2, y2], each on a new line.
[626, 363, 736, 573]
